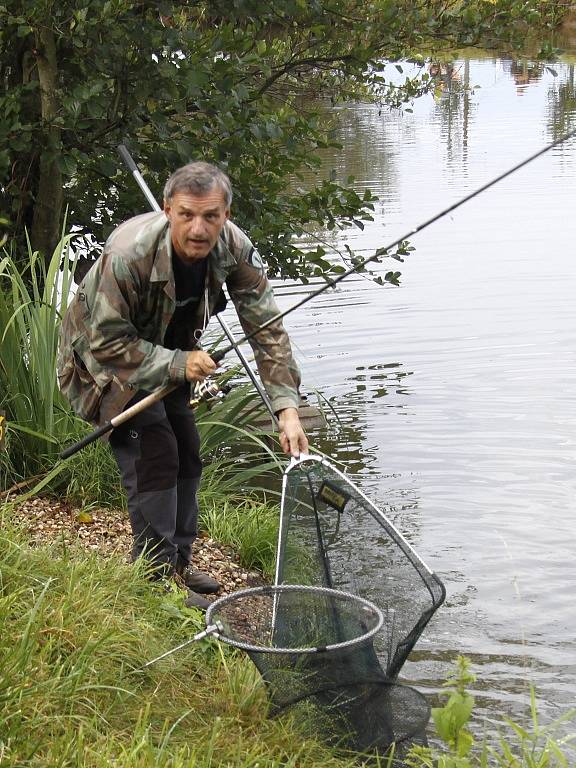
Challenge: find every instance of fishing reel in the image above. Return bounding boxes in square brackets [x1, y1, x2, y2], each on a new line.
[188, 377, 232, 410]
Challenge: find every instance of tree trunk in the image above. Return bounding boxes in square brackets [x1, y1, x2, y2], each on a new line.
[31, 23, 63, 261]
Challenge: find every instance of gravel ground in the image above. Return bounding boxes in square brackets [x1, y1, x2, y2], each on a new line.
[9, 496, 266, 599]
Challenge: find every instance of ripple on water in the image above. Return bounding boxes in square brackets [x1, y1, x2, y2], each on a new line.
[286, 56, 576, 743]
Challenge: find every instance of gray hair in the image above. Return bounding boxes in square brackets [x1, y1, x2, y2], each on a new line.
[163, 161, 233, 207]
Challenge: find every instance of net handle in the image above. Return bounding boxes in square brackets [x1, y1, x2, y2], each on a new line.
[141, 621, 223, 669]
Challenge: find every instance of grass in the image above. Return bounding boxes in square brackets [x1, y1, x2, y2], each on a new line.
[3, 483, 575, 768]
[0, 518, 356, 768]
[199, 491, 279, 579]
[0, 235, 79, 483]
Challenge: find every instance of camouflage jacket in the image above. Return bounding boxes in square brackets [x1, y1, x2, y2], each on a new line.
[57, 212, 301, 425]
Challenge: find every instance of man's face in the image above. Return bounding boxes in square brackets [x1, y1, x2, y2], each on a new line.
[164, 189, 230, 262]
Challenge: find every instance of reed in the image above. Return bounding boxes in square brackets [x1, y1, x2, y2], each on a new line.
[0, 235, 81, 487]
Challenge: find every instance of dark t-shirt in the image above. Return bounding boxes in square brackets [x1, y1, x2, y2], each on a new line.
[164, 254, 208, 350]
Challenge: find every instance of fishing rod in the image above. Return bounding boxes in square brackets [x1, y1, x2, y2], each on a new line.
[211, 126, 576, 363]
[60, 127, 576, 459]
[117, 144, 278, 424]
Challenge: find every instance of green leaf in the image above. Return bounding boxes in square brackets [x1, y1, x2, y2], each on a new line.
[384, 271, 401, 286]
[96, 157, 117, 177]
[57, 155, 78, 177]
[8, 423, 58, 444]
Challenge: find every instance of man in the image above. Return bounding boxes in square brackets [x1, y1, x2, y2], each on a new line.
[58, 161, 308, 608]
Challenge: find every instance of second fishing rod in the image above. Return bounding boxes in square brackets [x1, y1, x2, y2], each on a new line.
[61, 126, 576, 459]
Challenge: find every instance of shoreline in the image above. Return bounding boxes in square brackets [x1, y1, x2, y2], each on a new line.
[7, 496, 266, 599]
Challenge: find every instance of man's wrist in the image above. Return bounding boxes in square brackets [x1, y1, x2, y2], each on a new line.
[277, 406, 299, 421]
[169, 350, 189, 383]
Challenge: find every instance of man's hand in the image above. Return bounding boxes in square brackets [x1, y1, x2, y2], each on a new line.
[278, 407, 308, 458]
[185, 350, 218, 382]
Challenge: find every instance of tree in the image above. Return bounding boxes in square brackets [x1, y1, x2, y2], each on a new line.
[0, 0, 563, 278]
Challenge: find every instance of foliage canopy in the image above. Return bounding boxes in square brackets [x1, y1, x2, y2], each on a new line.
[0, 0, 564, 278]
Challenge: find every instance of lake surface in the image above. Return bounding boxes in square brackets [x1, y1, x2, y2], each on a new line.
[223, 56, 576, 741]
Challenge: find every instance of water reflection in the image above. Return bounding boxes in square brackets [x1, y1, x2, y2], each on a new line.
[222, 55, 576, 741]
[506, 58, 546, 91]
[428, 59, 474, 166]
[277, 55, 576, 739]
[547, 64, 576, 138]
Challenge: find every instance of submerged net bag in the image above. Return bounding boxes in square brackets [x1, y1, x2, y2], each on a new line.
[247, 453, 445, 755]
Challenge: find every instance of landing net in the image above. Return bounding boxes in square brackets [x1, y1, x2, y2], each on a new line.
[276, 454, 445, 678]
[245, 453, 445, 754]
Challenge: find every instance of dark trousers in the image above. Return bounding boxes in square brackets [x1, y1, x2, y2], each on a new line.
[109, 386, 201, 574]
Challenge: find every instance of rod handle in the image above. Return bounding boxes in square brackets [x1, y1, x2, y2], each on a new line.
[61, 423, 112, 459]
[60, 384, 177, 460]
[210, 348, 229, 364]
[117, 144, 138, 173]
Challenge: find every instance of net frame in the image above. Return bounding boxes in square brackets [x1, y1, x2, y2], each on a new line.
[142, 584, 384, 668]
[274, 452, 446, 679]
[206, 584, 384, 654]
[276, 453, 439, 588]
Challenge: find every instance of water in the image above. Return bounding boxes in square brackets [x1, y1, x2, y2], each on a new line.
[222, 56, 576, 738]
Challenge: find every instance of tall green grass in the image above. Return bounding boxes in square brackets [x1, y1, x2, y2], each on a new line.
[199, 494, 279, 578]
[0, 520, 355, 768]
[0, 235, 83, 488]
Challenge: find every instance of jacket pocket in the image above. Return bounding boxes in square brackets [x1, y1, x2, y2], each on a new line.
[57, 343, 110, 423]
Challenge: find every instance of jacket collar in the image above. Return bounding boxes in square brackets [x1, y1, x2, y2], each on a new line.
[208, 223, 237, 283]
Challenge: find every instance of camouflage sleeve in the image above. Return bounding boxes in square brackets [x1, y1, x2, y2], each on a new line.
[226, 244, 301, 414]
[85, 251, 187, 390]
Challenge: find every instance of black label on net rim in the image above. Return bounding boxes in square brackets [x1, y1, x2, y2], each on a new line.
[318, 481, 349, 513]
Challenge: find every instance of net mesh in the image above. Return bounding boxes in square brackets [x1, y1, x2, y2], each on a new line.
[283, 680, 432, 754]
[276, 456, 445, 677]
[247, 454, 445, 754]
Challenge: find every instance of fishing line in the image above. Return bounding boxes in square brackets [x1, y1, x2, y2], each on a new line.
[61, 128, 576, 458]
